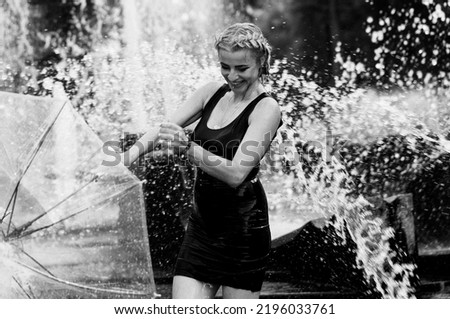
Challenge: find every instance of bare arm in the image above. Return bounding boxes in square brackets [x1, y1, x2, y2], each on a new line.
[161, 97, 281, 188]
[121, 81, 222, 166]
[190, 98, 281, 187]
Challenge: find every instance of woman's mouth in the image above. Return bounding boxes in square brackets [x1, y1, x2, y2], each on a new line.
[230, 81, 244, 88]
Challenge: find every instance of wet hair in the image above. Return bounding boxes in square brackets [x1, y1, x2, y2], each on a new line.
[214, 22, 272, 82]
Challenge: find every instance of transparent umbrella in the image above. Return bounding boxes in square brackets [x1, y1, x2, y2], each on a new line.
[0, 92, 155, 298]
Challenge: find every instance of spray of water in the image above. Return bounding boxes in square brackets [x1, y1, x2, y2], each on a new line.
[265, 3, 450, 295]
[267, 55, 450, 297]
[291, 155, 417, 298]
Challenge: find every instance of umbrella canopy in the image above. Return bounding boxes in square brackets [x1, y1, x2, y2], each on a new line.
[0, 92, 155, 298]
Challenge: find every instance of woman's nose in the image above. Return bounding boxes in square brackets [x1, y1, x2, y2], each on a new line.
[228, 69, 239, 81]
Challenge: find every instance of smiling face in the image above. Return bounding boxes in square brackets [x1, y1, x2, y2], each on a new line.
[218, 47, 261, 94]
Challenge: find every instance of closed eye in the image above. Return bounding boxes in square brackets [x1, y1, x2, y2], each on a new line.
[220, 64, 249, 72]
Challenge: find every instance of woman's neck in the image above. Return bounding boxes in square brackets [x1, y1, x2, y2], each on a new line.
[230, 82, 263, 103]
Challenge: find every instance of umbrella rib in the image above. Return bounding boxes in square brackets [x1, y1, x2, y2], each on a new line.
[19, 100, 68, 181]
[0, 142, 14, 171]
[12, 276, 32, 299]
[3, 182, 20, 233]
[14, 259, 153, 297]
[5, 145, 111, 237]
[15, 183, 141, 239]
[6, 186, 19, 233]
[1, 100, 68, 228]
[16, 246, 56, 277]
[16, 207, 90, 239]
[7, 176, 98, 238]
[1, 181, 19, 222]
[79, 144, 104, 166]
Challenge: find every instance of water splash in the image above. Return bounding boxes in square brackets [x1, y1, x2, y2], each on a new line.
[269, 61, 449, 297]
[267, 42, 450, 296]
[1, 0, 32, 63]
[120, 0, 147, 132]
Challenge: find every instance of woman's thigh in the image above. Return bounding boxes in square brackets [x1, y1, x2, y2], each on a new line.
[172, 275, 220, 299]
[222, 286, 260, 299]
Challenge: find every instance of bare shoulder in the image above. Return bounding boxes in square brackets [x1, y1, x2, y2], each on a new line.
[250, 96, 281, 122]
[169, 81, 224, 126]
[196, 81, 225, 105]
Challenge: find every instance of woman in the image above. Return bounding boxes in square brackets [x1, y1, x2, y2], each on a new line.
[122, 22, 282, 298]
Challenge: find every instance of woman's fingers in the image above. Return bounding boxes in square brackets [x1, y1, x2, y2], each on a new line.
[159, 129, 186, 140]
[151, 149, 171, 161]
[160, 122, 182, 131]
[158, 132, 175, 141]
[159, 123, 179, 137]
[160, 123, 188, 138]
[158, 133, 187, 152]
[158, 126, 188, 144]
[155, 123, 189, 157]
[159, 133, 187, 145]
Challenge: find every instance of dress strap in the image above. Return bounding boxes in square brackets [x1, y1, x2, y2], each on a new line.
[237, 92, 283, 129]
[198, 84, 229, 127]
[202, 84, 229, 114]
[232, 92, 270, 128]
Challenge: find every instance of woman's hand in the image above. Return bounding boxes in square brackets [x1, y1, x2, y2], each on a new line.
[158, 122, 190, 154]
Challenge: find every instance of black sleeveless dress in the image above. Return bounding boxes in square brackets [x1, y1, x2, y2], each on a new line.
[174, 84, 276, 292]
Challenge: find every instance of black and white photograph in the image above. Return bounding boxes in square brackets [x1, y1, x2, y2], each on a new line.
[0, 0, 449, 314]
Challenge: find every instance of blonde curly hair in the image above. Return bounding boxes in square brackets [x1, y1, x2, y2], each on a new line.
[214, 22, 272, 83]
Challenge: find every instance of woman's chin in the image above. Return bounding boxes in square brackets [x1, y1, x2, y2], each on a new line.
[229, 82, 246, 91]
